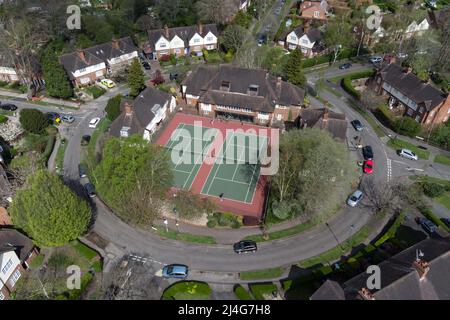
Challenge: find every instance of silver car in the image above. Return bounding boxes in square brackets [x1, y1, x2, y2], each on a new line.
[61, 115, 75, 123]
[347, 190, 363, 207]
[398, 149, 418, 161]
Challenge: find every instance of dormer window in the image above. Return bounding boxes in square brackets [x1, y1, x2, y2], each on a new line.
[221, 81, 230, 92]
[248, 84, 259, 96]
[314, 11, 320, 18]
[120, 127, 130, 137]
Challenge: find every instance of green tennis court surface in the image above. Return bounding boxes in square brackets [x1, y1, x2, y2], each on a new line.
[166, 123, 218, 189]
[201, 131, 268, 203]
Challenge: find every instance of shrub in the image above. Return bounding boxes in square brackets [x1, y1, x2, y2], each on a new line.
[421, 181, 446, 198]
[223, 50, 234, 63]
[0, 80, 8, 87]
[40, 134, 56, 166]
[86, 86, 106, 99]
[19, 109, 49, 134]
[394, 117, 421, 137]
[105, 95, 122, 121]
[0, 115, 8, 124]
[341, 77, 361, 99]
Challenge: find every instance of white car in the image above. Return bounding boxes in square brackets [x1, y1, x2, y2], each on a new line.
[397, 52, 408, 59]
[347, 190, 363, 207]
[369, 56, 383, 64]
[398, 149, 418, 161]
[88, 117, 101, 128]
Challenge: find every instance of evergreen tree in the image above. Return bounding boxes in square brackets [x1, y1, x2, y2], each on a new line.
[127, 58, 145, 97]
[42, 51, 73, 99]
[283, 49, 306, 86]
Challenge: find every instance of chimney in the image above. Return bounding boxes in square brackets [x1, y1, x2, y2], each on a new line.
[112, 38, 120, 49]
[124, 102, 133, 115]
[389, 56, 397, 65]
[412, 259, 430, 280]
[323, 108, 329, 122]
[76, 49, 86, 62]
[276, 77, 282, 90]
[164, 25, 169, 39]
[358, 287, 375, 300]
[198, 22, 203, 35]
[303, 20, 311, 34]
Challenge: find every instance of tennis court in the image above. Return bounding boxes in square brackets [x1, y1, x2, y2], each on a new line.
[201, 131, 268, 203]
[165, 123, 218, 189]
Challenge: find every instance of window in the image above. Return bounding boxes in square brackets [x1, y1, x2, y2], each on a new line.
[220, 81, 230, 91]
[79, 67, 87, 73]
[290, 35, 297, 41]
[159, 43, 167, 48]
[206, 37, 213, 41]
[248, 85, 259, 96]
[277, 114, 283, 121]
[194, 38, 200, 43]
[8, 269, 21, 287]
[314, 11, 320, 18]
[120, 127, 130, 138]
[2, 259, 13, 275]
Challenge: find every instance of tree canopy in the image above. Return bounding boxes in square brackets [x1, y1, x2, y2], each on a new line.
[41, 46, 73, 99]
[19, 109, 49, 134]
[93, 135, 173, 226]
[127, 58, 145, 98]
[283, 49, 306, 86]
[10, 170, 92, 247]
[105, 95, 122, 121]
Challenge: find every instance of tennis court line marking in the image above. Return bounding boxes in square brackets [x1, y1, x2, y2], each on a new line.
[183, 129, 218, 190]
[214, 176, 250, 186]
[205, 131, 236, 195]
[244, 162, 259, 202]
[166, 123, 185, 149]
[231, 147, 246, 181]
[247, 137, 269, 204]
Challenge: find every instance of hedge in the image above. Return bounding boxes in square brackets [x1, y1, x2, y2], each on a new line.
[0, 115, 8, 124]
[374, 212, 405, 247]
[419, 206, 450, 233]
[234, 285, 255, 300]
[40, 134, 56, 166]
[341, 69, 376, 100]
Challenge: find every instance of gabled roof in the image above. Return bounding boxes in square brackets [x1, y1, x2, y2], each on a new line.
[109, 87, 172, 138]
[59, 51, 104, 79]
[0, 228, 35, 262]
[310, 280, 345, 300]
[147, 24, 218, 51]
[379, 64, 447, 111]
[297, 108, 347, 140]
[287, 26, 323, 43]
[182, 65, 305, 112]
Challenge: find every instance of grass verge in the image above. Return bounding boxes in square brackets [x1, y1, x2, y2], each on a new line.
[240, 267, 284, 281]
[434, 154, 450, 166]
[162, 281, 212, 300]
[244, 221, 316, 242]
[234, 285, 255, 300]
[249, 283, 278, 300]
[154, 228, 216, 244]
[386, 138, 430, 159]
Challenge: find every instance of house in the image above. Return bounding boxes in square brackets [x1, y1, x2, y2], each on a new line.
[404, 18, 430, 38]
[0, 228, 39, 300]
[310, 237, 450, 300]
[146, 24, 218, 60]
[181, 65, 306, 126]
[281, 24, 324, 57]
[59, 37, 138, 87]
[299, 0, 329, 21]
[428, 5, 450, 29]
[375, 63, 450, 125]
[109, 87, 176, 140]
[294, 108, 348, 141]
[0, 54, 44, 89]
[368, 16, 430, 45]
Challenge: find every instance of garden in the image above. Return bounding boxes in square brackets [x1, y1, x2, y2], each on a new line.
[162, 281, 212, 300]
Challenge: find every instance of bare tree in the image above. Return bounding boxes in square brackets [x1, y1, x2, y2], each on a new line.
[196, 0, 239, 25]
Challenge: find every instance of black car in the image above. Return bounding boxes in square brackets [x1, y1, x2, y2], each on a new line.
[81, 135, 91, 146]
[46, 112, 61, 120]
[257, 33, 267, 46]
[362, 146, 374, 160]
[233, 240, 257, 254]
[78, 163, 87, 178]
[0, 103, 18, 111]
[339, 63, 352, 69]
[84, 183, 96, 198]
[142, 61, 151, 70]
[351, 119, 364, 132]
[169, 73, 178, 81]
[442, 218, 450, 229]
[416, 217, 437, 234]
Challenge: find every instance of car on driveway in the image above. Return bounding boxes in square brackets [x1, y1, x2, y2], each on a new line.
[369, 56, 383, 64]
[339, 63, 352, 69]
[0, 103, 17, 111]
[416, 217, 437, 234]
[162, 264, 189, 279]
[234, 240, 257, 254]
[397, 148, 418, 161]
[142, 61, 151, 70]
[363, 159, 373, 174]
[46, 112, 61, 120]
[362, 146, 374, 160]
[351, 119, 364, 131]
[347, 189, 363, 207]
[61, 115, 75, 123]
[89, 117, 101, 128]
[100, 79, 116, 88]
[84, 182, 96, 198]
[78, 163, 87, 178]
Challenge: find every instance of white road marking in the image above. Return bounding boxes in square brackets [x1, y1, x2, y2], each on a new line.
[387, 158, 392, 182]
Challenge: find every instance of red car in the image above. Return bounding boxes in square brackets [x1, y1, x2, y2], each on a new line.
[363, 159, 373, 174]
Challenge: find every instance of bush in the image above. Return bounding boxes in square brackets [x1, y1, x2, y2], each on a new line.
[209, 212, 242, 228]
[223, 50, 234, 63]
[421, 181, 446, 198]
[0, 115, 8, 124]
[86, 86, 106, 99]
[0, 80, 8, 87]
[19, 109, 49, 134]
[105, 95, 122, 121]
[394, 117, 421, 137]
[40, 134, 56, 166]
[341, 77, 361, 99]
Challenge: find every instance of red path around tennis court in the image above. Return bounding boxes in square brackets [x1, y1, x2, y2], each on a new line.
[155, 113, 276, 220]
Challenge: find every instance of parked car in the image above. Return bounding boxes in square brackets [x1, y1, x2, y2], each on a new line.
[46, 112, 61, 120]
[351, 119, 364, 131]
[162, 264, 189, 279]
[0, 103, 18, 111]
[89, 117, 101, 128]
[369, 56, 383, 64]
[362, 146, 374, 160]
[257, 33, 267, 46]
[100, 79, 115, 88]
[416, 217, 437, 234]
[397, 148, 418, 161]
[84, 182, 96, 198]
[339, 63, 352, 69]
[347, 189, 363, 207]
[78, 164, 87, 178]
[61, 115, 75, 123]
[363, 159, 374, 174]
[81, 135, 91, 146]
[442, 218, 450, 229]
[397, 52, 408, 59]
[169, 73, 178, 81]
[233, 240, 257, 254]
[142, 61, 151, 70]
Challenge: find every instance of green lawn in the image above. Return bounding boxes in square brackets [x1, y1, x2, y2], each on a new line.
[244, 221, 316, 243]
[28, 254, 45, 270]
[71, 240, 100, 261]
[436, 193, 450, 210]
[234, 285, 255, 300]
[434, 154, 450, 166]
[249, 283, 278, 300]
[87, 118, 112, 157]
[387, 138, 430, 159]
[240, 267, 285, 281]
[55, 138, 67, 174]
[162, 281, 212, 300]
[298, 226, 371, 269]
[154, 228, 216, 244]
